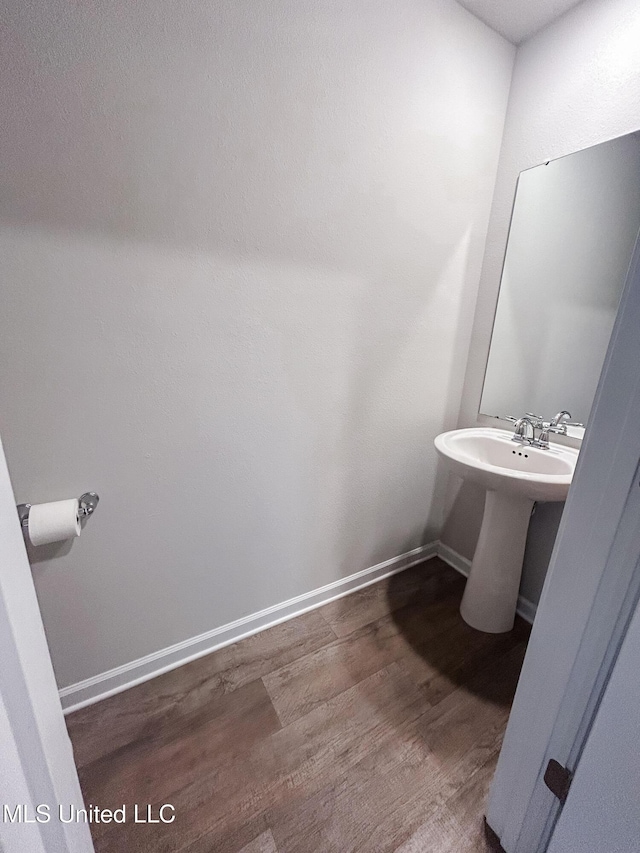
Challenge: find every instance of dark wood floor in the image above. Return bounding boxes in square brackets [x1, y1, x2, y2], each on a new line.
[66, 558, 529, 853]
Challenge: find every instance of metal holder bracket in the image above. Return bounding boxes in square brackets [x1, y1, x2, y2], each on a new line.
[17, 492, 100, 530]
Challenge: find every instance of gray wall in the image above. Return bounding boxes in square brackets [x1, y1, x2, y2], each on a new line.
[442, 0, 640, 605]
[0, 0, 514, 688]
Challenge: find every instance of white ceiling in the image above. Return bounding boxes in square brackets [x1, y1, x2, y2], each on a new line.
[455, 0, 586, 44]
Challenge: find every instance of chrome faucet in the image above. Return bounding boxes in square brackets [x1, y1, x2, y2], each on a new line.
[537, 411, 575, 448]
[504, 410, 583, 448]
[510, 416, 536, 445]
[551, 410, 573, 429]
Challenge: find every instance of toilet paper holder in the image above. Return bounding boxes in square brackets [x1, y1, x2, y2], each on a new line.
[17, 492, 100, 530]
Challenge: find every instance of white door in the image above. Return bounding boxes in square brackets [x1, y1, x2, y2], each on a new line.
[546, 595, 640, 853]
[0, 435, 93, 853]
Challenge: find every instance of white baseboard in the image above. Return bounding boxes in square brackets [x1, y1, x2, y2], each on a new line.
[436, 542, 537, 625]
[60, 539, 538, 714]
[60, 542, 438, 714]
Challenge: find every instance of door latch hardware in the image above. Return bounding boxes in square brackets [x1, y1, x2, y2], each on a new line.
[544, 758, 573, 804]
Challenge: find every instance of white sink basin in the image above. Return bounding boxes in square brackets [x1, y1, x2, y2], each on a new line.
[435, 427, 579, 633]
[435, 427, 578, 502]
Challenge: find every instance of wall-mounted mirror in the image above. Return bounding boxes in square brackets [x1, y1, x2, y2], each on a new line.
[481, 131, 640, 429]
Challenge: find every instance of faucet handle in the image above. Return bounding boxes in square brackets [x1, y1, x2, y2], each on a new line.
[526, 412, 545, 427]
[553, 421, 584, 435]
[547, 422, 582, 434]
[504, 414, 539, 421]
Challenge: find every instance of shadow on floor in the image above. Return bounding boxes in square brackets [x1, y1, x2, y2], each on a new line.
[384, 560, 530, 707]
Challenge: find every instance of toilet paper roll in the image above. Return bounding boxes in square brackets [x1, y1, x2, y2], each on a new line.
[27, 499, 81, 547]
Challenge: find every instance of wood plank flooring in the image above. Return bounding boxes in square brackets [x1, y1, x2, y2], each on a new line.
[66, 558, 530, 853]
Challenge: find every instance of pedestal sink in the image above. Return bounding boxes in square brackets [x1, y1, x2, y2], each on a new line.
[435, 428, 579, 633]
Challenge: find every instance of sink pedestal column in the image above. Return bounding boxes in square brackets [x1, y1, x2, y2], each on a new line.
[460, 489, 534, 633]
